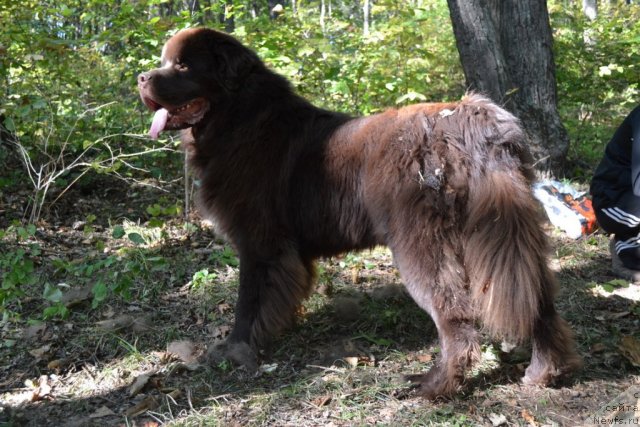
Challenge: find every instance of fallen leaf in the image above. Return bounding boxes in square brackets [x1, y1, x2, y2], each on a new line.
[590, 342, 607, 354]
[316, 282, 333, 296]
[210, 325, 231, 339]
[167, 340, 198, 363]
[89, 406, 116, 418]
[358, 355, 376, 366]
[488, 413, 507, 427]
[29, 344, 52, 361]
[500, 341, 517, 353]
[131, 316, 153, 333]
[217, 303, 232, 314]
[169, 363, 201, 374]
[124, 395, 159, 417]
[61, 287, 92, 308]
[47, 359, 69, 372]
[102, 305, 116, 318]
[416, 354, 432, 363]
[344, 357, 359, 368]
[22, 324, 46, 341]
[619, 335, 640, 367]
[351, 267, 359, 284]
[610, 311, 631, 319]
[129, 374, 152, 397]
[311, 395, 332, 407]
[30, 375, 51, 402]
[521, 409, 537, 426]
[259, 363, 278, 374]
[96, 314, 134, 332]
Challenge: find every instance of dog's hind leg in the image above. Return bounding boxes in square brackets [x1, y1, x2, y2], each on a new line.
[523, 290, 582, 386]
[406, 316, 480, 399]
[393, 240, 481, 399]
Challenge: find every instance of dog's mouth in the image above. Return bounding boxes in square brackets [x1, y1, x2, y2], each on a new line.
[142, 96, 209, 139]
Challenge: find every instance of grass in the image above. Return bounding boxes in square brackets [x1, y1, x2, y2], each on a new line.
[1, 179, 639, 426]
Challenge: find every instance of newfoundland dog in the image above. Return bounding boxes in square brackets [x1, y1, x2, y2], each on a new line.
[138, 28, 580, 399]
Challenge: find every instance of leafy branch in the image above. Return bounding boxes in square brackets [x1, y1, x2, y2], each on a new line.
[11, 102, 176, 223]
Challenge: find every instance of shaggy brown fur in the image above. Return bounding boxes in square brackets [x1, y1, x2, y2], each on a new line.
[138, 28, 581, 399]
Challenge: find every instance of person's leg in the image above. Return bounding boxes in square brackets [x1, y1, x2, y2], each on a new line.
[596, 190, 640, 270]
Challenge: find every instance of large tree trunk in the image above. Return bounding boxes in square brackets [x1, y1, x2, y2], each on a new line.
[447, 0, 569, 176]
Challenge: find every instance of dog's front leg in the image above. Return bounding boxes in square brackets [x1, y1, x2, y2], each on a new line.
[206, 246, 315, 370]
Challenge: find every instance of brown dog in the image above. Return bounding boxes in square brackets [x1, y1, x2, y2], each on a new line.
[138, 28, 581, 399]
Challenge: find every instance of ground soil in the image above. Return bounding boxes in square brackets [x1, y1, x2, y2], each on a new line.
[0, 173, 639, 427]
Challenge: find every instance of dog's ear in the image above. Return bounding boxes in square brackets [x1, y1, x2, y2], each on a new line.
[207, 36, 259, 91]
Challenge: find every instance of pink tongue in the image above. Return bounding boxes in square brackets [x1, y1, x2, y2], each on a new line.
[149, 108, 168, 139]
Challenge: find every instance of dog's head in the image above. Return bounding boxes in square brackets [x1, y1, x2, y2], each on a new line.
[138, 28, 260, 139]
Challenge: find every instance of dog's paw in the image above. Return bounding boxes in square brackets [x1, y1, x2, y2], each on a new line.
[204, 340, 259, 371]
[405, 371, 457, 401]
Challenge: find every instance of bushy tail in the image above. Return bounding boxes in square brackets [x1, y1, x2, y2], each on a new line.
[457, 94, 555, 343]
[465, 169, 556, 342]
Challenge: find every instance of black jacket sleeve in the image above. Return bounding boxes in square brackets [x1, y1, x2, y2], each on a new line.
[630, 108, 640, 195]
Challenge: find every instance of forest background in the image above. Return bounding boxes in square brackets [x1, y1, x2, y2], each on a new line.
[0, 0, 639, 426]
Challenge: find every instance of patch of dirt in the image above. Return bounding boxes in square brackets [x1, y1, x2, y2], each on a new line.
[1, 174, 639, 426]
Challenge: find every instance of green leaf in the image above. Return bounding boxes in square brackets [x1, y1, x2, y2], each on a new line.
[92, 282, 108, 308]
[297, 47, 316, 57]
[601, 283, 615, 293]
[605, 279, 630, 289]
[148, 218, 165, 228]
[127, 232, 146, 245]
[146, 204, 162, 216]
[43, 283, 63, 303]
[112, 225, 125, 239]
[4, 118, 15, 133]
[43, 305, 69, 320]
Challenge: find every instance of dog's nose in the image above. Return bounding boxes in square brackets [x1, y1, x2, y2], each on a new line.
[138, 72, 152, 84]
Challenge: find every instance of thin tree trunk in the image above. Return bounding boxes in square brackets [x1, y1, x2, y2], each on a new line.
[583, 0, 598, 20]
[363, 0, 370, 35]
[219, 0, 234, 32]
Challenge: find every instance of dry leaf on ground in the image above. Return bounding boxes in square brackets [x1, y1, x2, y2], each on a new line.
[124, 395, 160, 417]
[619, 335, 640, 367]
[489, 413, 507, 426]
[96, 314, 135, 331]
[129, 373, 155, 397]
[167, 340, 198, 363]
[29, 375, 52, 402]
[89, 406, 116, 418]
[22, 324, 46, 341]
[521, 409, 537, 426]
[61, 287, 92, 307]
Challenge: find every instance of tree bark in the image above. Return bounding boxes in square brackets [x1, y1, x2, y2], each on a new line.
[447, 0, 569, 176]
